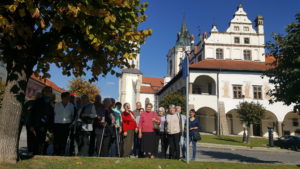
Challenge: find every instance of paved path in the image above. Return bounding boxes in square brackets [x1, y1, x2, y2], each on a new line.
[194, 145, 300, 165]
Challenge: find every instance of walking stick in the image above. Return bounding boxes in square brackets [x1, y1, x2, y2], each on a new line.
[97, 124, 106, 157]
[65, 130, 72, 156]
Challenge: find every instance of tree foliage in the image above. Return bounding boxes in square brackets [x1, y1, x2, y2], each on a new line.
[159, 92, 186, 114]
[0, 0, 152, 80]
[68, 78, 100, 102]
[236, 101, 266, 143]
[265, 13, 300, 113]
[0, 0, 151, 163]
[237, 101, 266, 126]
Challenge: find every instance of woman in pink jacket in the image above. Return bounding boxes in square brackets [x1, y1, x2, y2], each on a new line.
[138, 103, 160, 158]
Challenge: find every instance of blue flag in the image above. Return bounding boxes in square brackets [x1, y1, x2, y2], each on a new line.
[182, 55, 189, 78]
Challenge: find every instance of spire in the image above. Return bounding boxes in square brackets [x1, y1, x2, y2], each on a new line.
[176, 17, 192, 47]
[211, 24, 219, 33]
[237, 4, 243, 9]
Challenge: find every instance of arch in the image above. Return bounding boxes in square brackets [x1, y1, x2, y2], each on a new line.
[225, 109, 278, 137]
[282, 112, 300, 136]
[197, 107, 217, 134]
[192, 75, 216, 95]
[261, 110, 278, 137]
[226, 109, 243, 135]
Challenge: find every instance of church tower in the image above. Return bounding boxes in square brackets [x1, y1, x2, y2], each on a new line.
[119, 49, 142, 110]
[167, 19, 192, 78]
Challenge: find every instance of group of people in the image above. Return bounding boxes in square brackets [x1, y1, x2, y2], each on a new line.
[21, 86, 201, 160]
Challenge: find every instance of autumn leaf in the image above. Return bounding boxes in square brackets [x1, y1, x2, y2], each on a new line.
[4, 5, 18, 13]
[32, 8, 40, 18]
[104, 14, 116, 24]
[40, 19, 45, 29]
[57, 41, 63, 50]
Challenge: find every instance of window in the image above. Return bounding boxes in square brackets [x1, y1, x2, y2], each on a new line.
[233, 85, 242, 99]
[216, 48, 224, 59]
[292, 118, 299, 127]
[244, 50, 251, 60]
[169, 60, 172, 75]
[244, 26, 249, 31]
[244, 38, 250, 44]
[253, 85, 262, 99]
[234, 37, 240, 44]
[234, 26, 240, 31]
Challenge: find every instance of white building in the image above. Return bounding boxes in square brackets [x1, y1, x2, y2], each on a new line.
[119, 52, 164, 111]
[119, 4, 300, 137]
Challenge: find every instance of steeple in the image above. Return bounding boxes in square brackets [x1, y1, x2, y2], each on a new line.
[175, 17, 192, 47]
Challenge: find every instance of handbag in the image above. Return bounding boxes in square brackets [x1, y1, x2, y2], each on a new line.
[193, 131, 201, 141]
[152, 112, 160, 131]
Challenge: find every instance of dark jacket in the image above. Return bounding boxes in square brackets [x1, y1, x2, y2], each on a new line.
[29, 97, 54, 129]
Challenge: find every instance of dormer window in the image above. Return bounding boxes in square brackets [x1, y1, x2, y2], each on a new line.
[244, 38, 250, 44]
[234, 37, 240, 44]
[216, 48, 224, 59]
[244, 50, 252, 60]
[244, 26, 249, 31]
[234, 26, 240, 31]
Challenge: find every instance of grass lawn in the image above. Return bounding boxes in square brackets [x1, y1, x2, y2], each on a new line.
[0, 156, 298, 169]
[200, 134, 269, 148]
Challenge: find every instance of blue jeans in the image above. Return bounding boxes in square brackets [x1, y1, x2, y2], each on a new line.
[189, 137, 197, 160]
[180, 136, 186, 158]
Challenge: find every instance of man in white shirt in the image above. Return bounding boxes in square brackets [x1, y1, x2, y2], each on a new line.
[76, 94, 97, 156]
[53, 92, 75, 156]
[166, 105, 181, 160]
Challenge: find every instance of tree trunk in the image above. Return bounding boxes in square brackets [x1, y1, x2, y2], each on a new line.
[0, 68, 29, 163]
[246, 124, 251, 144]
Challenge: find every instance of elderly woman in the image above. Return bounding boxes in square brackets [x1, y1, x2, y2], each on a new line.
[121, 103, 137, 157]
[138, 103, 160, 158]
[156, 107, 168, 158]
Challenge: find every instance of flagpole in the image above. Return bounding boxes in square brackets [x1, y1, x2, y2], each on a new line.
[185, 54, 190, 164]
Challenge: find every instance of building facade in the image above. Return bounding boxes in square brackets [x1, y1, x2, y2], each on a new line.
[119, 5, 300, 137]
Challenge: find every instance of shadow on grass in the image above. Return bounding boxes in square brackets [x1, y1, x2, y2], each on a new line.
[199, 150, 281, 164]
[214, 137, 242, 143]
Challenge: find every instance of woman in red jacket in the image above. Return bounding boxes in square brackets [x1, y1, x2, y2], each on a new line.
[121, 103, 137, 157]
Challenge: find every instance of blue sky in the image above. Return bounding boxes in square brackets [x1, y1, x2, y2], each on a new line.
[48, 0, 300, 100]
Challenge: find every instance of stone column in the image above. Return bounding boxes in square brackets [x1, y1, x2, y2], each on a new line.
[277, 121, 283, 137]
[189, 83, 193, 94]
[249, 124, 254, 136]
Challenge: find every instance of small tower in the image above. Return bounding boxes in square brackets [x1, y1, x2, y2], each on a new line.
[167, 18, 192, 77]
[119, 48, 142, 110]
[255, 16, 264, 34]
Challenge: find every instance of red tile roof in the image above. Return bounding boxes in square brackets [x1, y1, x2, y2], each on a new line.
[30, 75, 65, 93]
[189, 59, 274, 71]
[140, 86, 161, 94]
[142, 77, 164, 87]
[141, 76, 164, 94]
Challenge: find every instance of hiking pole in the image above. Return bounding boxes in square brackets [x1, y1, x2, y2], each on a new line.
[65, 130, 72, 156]
[97, 124, 106, 157]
